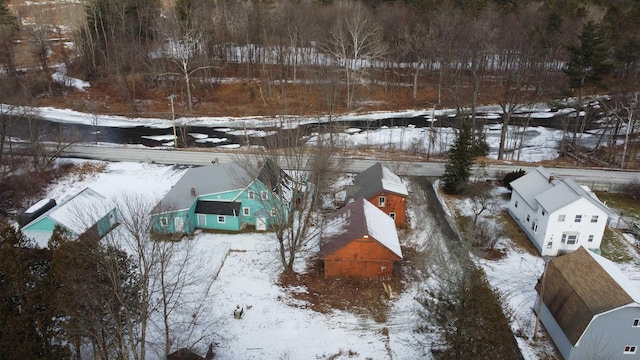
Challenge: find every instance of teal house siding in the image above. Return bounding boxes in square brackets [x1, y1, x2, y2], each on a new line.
[151, 162, 295, 235]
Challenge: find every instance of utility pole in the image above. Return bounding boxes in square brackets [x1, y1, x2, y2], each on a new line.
[168, 94, 177, 148]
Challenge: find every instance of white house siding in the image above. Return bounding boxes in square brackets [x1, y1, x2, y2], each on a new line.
[541, 197, 609, 256]
[509, 194, 609, 256]
[570, 306, 640, 360]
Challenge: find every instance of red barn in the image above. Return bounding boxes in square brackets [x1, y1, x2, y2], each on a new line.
[346, 163, 408, 227]
[319, 198, 403, 278]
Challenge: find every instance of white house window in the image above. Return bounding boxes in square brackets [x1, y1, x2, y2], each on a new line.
[389, 212, 396, 220]
[633, 318, 640, 327]
[624, 345, 637, 354]
[243, 207, 250, 216]
[261, 191, 269, 200]
[558, 215, 565, 222]
[526, 214, 530, 222]
[562, 233, 578, 245]
[588, 235, 594, 242]
[542, 210, 546, 216]
[379, 196, 386, 207]
[160, 217, 169, 227]
[531, 222, 538, 232]
[575, 215, 582, 223]
[514, 200, 518, 208]
[248, 190, 255, 200]
[546, 242, 553, 249]
[591, 215, 599, 223]
[217, 215, 226, 223]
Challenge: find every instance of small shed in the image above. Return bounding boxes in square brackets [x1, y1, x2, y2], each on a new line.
[319, 197, 403, 278]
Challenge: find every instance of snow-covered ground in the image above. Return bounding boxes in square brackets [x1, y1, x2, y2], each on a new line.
[25, 150, 640, 360]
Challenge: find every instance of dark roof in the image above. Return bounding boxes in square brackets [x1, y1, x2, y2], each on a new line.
[167, 348, 204, 360]
[257, 158, 293, 195]
[319, 198, 402, 258]
[194, 201, 240, 216]
[347, 163, 408, 201]
[538, 247, 636, 345]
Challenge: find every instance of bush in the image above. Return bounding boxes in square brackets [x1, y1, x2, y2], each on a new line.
[502, 169, 526, 191]
[625, 181, 640, 200]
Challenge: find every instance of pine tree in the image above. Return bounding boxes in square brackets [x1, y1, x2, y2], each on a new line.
[563, 21, 614, 91]
[442, 121, 474, 194]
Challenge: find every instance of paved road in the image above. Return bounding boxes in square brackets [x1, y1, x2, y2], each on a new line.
[59, 144, 640, 186]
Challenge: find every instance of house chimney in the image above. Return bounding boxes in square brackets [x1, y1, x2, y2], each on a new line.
[257, 160, 263, 169]
[548, 176, 554, 183]
[190, 187, 196, 197]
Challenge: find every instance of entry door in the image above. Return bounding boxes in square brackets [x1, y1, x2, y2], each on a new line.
[256, 217, 267, 231]
[174, 217, 184, 232]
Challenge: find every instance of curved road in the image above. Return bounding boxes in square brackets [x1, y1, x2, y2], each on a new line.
[59, 144, 640, 188]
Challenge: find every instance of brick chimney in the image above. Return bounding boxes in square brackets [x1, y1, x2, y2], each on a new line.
[548, 176, 554, 183]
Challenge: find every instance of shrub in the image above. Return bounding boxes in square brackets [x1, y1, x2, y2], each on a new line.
[502, 169, 526, 191]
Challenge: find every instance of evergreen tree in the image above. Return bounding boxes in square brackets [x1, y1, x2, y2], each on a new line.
[442, 121, 474, 194]
[563, 21, 614, 91]
[0, 0, 19, 75]
[0, 222, 70, 360]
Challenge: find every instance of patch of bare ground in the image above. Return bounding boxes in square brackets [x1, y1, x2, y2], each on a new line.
[499, 210, 540, 256]
[278, 250, 414, 323]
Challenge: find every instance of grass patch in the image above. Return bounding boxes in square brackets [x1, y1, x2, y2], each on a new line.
[498, 210, 539, 256]
[596, 192, 640, 221]
[599, 228, 634, 263]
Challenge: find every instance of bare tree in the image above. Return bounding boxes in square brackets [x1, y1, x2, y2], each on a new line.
[322, 0, 385, 109]
[237, 120, 339, 274]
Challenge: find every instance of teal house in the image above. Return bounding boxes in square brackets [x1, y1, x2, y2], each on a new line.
[151, 161, 292, 234]
[21, 187, 119, 248]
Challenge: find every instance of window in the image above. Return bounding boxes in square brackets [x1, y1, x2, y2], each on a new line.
[379, 196, 386, 207]
[542, 210, 546, 216]
[514, 200, 518, 208]
[243, 207, 250, 216]
[217, 215, 226, 223]
[558, 215, 566, 222]
[160, 217, 169, 227]
[531, 222, 538, 232]
[197, 214, 206, 226]
[248, 190, 255, 200]
[633, 319, 640, 327]
[624, 345, 637, 354]
[562, 233, 578, 245]
[588, 235, 594, 242]
[591, 215, 599, 223]
[575, 215, 582, 223]
[389, 212, 396, 220]
[526, 214, 530, 222]
[270, 208, 277, 216]
[546, 242, 553, 249]
[261, 191, 269, 200]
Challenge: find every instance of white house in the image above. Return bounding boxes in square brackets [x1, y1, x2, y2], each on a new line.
[535, 246, 640, 359]
[508, 166, 613, 256]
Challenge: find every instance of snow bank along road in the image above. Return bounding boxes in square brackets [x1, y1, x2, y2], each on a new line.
[53, 144, 640, 187]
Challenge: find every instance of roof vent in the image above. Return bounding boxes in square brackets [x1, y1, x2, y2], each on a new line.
[190, 187, 196, 197]
[548, 176, 555, 183]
